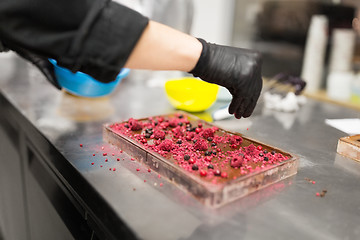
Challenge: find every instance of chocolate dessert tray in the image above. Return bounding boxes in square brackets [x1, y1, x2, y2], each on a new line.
[103, 112, 299, 208]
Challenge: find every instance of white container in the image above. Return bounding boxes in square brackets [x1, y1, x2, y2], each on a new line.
[301, 15, 328, 94]
[329, 29, 356, 72]
[326, 71, 353, 101]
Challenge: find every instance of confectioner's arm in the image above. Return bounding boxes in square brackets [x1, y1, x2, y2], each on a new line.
[0, 0, 149, 83]
[124, 21, 202, 72]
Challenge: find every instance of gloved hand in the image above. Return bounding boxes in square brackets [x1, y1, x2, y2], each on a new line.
[1, 41, 61, 90]
[190, 38, 263, 119]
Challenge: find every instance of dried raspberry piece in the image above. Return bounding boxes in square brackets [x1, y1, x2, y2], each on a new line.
[193, 139, 208, 151]
[228, 135, 243, 145]
[168, 119, 178, 128]
[153, 130, 165, 140]
[230, 155, 244, 168]
[201, 128, 215, 139]
[159, 139, 173, 151]
[128, 118, 143, 131]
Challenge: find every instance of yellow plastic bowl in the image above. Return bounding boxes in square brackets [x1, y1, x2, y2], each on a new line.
[165, 77, 219, 112]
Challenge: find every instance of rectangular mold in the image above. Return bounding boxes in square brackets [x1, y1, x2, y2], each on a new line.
[337, 134, 360, 162]
[103, 112, 299, 208]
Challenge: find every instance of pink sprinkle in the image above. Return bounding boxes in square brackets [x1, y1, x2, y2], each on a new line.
[247, 128, 249, 130]
[148, 168, 151, 173]
[160, 183, 163, 187]
[112, 153, 115, 156]
[113, 168, 116, 171]
[117, 158, 120, 161]
[144, 180, 147, 182]
[158, 174, 161, 178]
[312, 181, 316, 184]
[93, 154, 95, 156]
[100, 165, 103, 167]
[120, 150, 123, 153]
[103, 153, 107, 156]
[101, 147, 104, 150]
[91, 162, 94, 165]
[105, 159, 108, 162]
[109, 168, 111, 171]
[80, 144, 83, 147]
[131, 158, 135, 161]
[136, 168, 140, 171]
[316, 192, 320, 197]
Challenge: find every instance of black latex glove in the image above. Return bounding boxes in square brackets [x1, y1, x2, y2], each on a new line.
[190, 38, 263, 119]
[1, 41, 61, 90]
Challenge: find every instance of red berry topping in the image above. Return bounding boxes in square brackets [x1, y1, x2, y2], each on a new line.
[202, 128, 215, 139]
[193, 139, 208, 151]
[158, 139, 173, 151]
[189, 158, 196, 164]
[153, 130, 165, 140]
[128, 118, 143, 131]
[200, 170, 207, 177]
[221, 172, 228, 178]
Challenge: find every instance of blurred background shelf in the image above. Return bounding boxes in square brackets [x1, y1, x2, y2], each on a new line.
[305, 89, 360, 111]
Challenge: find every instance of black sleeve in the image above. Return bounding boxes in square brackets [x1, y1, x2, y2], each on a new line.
[0, 0, 149, 82]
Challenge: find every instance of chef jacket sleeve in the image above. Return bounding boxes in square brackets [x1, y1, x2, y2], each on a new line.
[0, 0, 149, 82]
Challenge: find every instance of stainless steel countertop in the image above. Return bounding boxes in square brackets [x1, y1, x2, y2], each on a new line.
[1, 54, 360, 240]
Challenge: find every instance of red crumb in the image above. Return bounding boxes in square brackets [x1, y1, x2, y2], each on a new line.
[105, 159, 108, 162]
[117, 158, 120, 161]
[91, 162, 94, 165]
[103, 153, 107, 156]
[148, 168, 151, 173]
[93, 154, 95, 156]
[136, 168, 140, 171]
[113, 168, 116, 171]
[80, 144, 83, 147]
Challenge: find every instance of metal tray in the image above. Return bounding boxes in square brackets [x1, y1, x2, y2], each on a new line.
[103, 112, 299, 208]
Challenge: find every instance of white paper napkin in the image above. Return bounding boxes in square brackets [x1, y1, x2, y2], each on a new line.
[325, 118, 360, 135]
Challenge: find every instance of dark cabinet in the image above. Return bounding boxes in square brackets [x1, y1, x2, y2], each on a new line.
[0, 120, 28, 240]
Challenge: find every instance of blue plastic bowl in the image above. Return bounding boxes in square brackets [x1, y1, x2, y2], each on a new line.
[49, 59, 130, 97]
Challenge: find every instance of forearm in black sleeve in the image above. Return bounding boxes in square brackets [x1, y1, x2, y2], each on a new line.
[0, 0, 149, 82]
